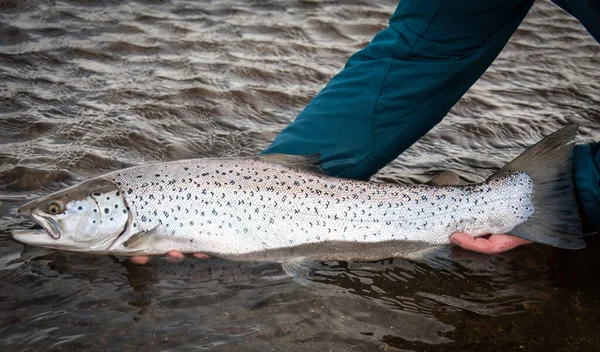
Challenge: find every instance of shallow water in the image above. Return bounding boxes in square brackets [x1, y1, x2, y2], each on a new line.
[1, 0, 600, 351]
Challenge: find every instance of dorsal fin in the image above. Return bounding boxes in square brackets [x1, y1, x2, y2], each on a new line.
[257, 153, 326, 174]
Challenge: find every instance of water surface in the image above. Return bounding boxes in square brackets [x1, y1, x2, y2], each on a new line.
[1, 0, 600, 351]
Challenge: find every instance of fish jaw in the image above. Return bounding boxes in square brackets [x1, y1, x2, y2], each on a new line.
[11, 225, 121, 255]
[12, 228, 53, 246]
[30, 210, 62, 239]
[14, 197, 74, 248]
[12, 205, 63, 248]
[11, 228, 84, 252]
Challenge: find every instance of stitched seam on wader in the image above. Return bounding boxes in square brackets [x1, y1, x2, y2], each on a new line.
[365, 0, 446, 173]
[405, 0, 446, 59]
[337, 59, 395, 179]
[366, 59, 395, 171]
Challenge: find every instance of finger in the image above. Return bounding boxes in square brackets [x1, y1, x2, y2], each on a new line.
[193, 253, 210, 259]
[488, 234, 532, 251]
[451, 233, 532, 254]
[165, 250, 185, 263]
[130, 256, 151, 265]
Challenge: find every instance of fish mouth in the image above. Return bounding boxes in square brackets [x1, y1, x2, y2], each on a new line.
[28, 211, 61, 239]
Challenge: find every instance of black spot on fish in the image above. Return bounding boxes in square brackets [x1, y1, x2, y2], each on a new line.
[128, 189, 133, 194]
[94, 193, 101, 196]
[114, 204, 118, 209]
[93, 220, 96, 224]
[104, 208, 109, 214]
[93, 209, 97, 213]
[78, 206, 83, 210]
[123, 209, 127, 214]
[116, 191, 120, 196]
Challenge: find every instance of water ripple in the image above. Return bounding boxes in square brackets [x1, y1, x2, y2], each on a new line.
[1, 0, 600, 350]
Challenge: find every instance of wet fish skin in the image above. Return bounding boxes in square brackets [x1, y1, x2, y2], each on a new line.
[13, 126, 585, 262]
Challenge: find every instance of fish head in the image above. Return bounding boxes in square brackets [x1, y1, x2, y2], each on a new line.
[14, 179, 130, 253]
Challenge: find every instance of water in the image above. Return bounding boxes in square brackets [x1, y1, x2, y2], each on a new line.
[1, 0, 600, 350]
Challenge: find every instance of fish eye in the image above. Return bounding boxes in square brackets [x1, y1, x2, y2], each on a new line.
[48, 203, 61, 214]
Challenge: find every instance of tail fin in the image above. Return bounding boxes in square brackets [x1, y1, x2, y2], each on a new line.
[489, 125, 585, 249]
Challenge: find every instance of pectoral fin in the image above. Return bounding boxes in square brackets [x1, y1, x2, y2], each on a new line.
[107, 225, 161, 253]
[281, 257, 316, 286]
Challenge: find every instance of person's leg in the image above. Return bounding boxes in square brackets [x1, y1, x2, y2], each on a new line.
[552, 1, 600, 230]
[263, 0, 535, 180]
[574, 143, 600, 230]
[552, 0, 600, 42]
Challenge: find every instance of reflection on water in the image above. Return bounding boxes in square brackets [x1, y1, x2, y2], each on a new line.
[3, 242, 600, 351]
[1, 0, 600, 350]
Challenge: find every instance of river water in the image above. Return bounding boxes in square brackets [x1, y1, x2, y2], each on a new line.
[1, 0, 599, 351]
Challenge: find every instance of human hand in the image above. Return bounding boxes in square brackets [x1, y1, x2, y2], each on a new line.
[450, 232, 532, 254]
[130, 251, 210, 265]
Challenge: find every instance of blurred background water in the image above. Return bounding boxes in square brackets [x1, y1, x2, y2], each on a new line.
[1, 0, 599, 351]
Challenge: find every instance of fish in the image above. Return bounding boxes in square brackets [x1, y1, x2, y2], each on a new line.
[13, 125, 585, 271]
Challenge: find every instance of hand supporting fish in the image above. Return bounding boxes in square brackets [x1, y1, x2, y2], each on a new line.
[14, 126, 585, 271]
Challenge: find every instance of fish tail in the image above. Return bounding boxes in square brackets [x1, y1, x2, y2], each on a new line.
[489, 125, 585, 249]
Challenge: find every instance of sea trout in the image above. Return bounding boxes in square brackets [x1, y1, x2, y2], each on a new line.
[13, 126, 585, 268]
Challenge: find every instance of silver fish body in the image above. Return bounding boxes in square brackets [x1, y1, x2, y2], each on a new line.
[112, 157, 534, 258]
[15, 156, 532, 261]
[13, 126, 586, 262]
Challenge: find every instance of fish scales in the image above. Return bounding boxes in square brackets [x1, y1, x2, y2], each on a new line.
[101, 157, 534, 256]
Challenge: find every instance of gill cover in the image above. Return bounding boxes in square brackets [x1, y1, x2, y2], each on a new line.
[91, 189, 129, 242]
[55, 197, 102, 241]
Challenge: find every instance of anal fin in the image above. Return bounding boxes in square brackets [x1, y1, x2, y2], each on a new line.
[281, 257, 315, 286]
